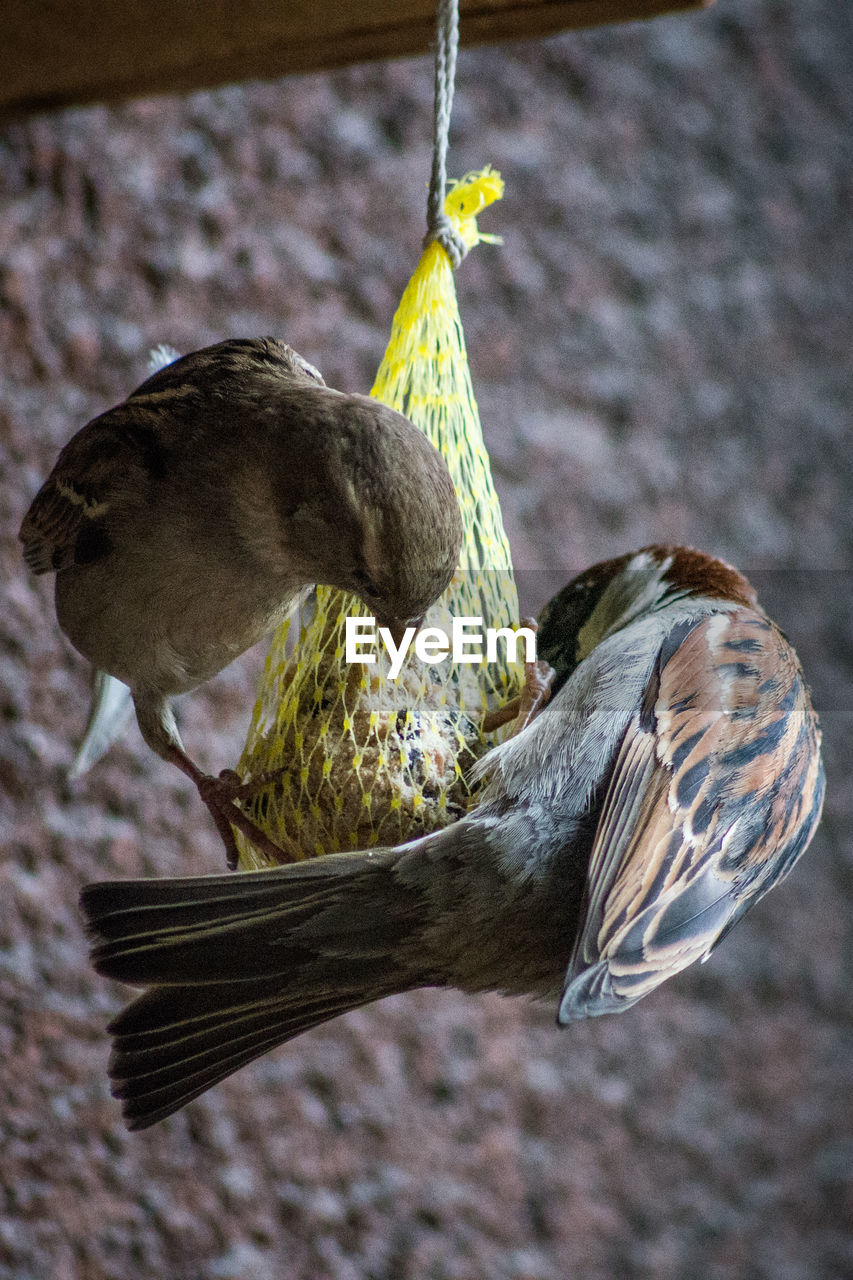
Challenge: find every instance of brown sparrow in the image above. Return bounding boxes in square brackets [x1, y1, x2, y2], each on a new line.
[21, 337, 463, 865]
[81, 546, 824, 1128]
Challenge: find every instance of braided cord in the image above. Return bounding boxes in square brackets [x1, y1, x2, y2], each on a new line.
[424, 0, 467, 268]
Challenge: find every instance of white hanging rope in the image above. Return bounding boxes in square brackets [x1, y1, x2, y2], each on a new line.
[424, 0, 467, 268]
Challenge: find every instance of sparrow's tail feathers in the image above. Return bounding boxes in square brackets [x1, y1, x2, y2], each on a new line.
[107, 967, 399, 1129]
[80, 849, 424, 1128]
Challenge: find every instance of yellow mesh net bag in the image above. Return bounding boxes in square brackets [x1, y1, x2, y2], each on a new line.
[235, 168, 520, 869]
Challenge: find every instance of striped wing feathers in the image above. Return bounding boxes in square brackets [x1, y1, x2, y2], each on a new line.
[18, 406, 161, 574]
[561, 607, 823, 1020]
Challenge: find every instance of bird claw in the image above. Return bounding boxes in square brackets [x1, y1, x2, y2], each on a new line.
[482, 618, 555, 737]
[214, 765, 288, 803]
[195, 772, 297, 870]
[164, 747, 296, 870]
[217, 767, 242, 788]
[516, 657, 556, 732]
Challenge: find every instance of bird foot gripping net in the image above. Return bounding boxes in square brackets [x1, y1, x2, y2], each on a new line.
[235, 168, 521, 868]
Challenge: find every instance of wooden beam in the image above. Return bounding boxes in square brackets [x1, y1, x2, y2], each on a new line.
[2, 1, 710, 120]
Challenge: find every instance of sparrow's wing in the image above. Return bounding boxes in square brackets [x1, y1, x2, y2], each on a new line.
[18, 404, 167, 574]
[560, 607, 824, 1021]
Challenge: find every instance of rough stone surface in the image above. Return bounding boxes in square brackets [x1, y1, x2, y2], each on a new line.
[1, 1, 851, 1276]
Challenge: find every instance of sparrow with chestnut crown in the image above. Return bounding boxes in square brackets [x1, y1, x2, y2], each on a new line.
[81, 545, 824, 1128]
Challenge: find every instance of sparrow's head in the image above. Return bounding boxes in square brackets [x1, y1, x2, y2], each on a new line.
[338, 400, 463, 636]
[275, 393, 462, 637]
[537, 545, 758, 695]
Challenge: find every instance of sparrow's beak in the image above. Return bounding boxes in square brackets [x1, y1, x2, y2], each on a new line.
[381, 616, 423, 647]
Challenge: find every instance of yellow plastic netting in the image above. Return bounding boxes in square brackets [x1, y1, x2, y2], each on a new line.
[236, 168, 520, 869]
